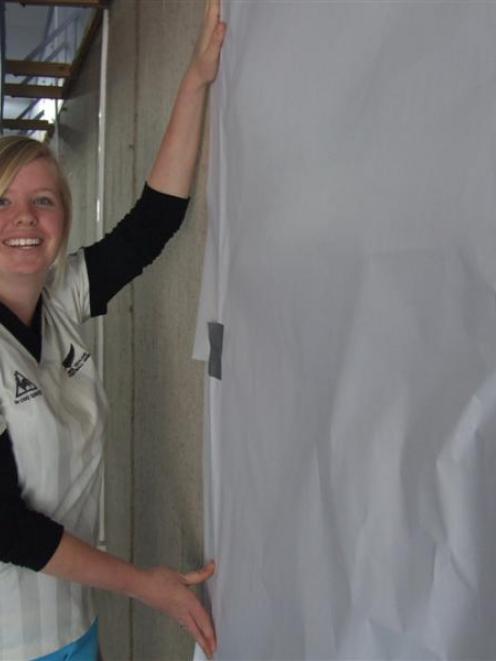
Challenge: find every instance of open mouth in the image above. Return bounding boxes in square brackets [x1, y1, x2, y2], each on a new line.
[3, 238, 43, 249]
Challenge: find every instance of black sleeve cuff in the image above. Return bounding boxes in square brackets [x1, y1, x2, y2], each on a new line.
[4, 510, 64, 571]
[140, 183, 190, 221]
[0, 430, 65, 571]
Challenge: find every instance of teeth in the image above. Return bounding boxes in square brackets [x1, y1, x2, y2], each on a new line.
[4, 238, 42, 247]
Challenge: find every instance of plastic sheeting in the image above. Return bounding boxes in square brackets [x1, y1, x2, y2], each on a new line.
[193, 2, 496, 658]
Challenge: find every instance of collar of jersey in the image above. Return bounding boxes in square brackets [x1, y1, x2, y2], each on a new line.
[0, 298, 42, 362]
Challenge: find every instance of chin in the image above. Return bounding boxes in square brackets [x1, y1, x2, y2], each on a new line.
[2, 255, 54, 274]
[2, 262, 51, 280]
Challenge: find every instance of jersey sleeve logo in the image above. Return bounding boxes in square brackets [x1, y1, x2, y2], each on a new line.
[14, 371, 42, 404]
[62, 344, 76, 369]
[63, 344, 91, 377]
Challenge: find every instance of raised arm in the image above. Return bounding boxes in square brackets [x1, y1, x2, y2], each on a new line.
[41, 3, 226, 658]
[147, 0, 226, 198]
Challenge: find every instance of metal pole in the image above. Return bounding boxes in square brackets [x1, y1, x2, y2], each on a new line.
[0, 0, 6, 134]
[24, 10, 78, 62]
[96, 6, 109, 552]
[96, 7, 108, 373]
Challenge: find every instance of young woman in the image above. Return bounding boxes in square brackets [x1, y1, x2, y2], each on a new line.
[0, 2, 225, 659]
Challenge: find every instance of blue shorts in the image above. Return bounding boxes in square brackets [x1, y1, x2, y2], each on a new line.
[34, 620, 99, 661]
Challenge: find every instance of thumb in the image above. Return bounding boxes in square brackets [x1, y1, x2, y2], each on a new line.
[208, 22, 226, 56]
[182, 561, 216, 586]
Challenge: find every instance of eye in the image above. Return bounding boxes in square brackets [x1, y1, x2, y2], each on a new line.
[33, 195, 55, 207]
[0, 196, 11, 208]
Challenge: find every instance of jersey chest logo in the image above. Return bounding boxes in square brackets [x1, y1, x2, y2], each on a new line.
[14, 371, 42, 404]
[63, 344, 90, 377]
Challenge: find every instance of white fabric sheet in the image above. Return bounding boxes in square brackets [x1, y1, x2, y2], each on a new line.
[194, 2, 496, 658]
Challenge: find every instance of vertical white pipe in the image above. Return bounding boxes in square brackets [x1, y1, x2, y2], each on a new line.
[97, 7, 109, 550]
[96, 8, 109, 252]
[52, 8, 60, 155]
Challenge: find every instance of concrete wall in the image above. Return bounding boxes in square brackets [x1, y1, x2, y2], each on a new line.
[57, 2, 208, 659]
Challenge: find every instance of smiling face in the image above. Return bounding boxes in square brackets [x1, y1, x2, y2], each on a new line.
[0, 158, 66, 285]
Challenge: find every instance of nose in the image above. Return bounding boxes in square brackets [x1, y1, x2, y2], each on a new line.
[15, 203, 37, 227]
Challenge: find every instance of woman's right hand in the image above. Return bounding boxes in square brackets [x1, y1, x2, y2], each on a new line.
[132, 561, 217, 658]
[43, 533, 217, 657]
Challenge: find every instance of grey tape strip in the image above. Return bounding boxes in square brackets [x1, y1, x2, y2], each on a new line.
[208, 322, 224, 380]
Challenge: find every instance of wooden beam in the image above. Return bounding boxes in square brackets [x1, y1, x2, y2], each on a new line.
[1, 118, 53, 131]
[62, 10, 102, 99]
[4, 83, 64, 100]
[5, 60, 72, 79]
[5, 1, 106, 7]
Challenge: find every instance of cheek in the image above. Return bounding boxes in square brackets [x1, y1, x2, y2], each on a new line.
[42, 215, 66, 260]
[50, 213, 66, 242]
[58, 216, 67, 240]
[0, 211, 13, 230]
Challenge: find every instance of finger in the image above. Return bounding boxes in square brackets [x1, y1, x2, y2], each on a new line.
[206, 0, 221, 22]
[181, 613, 215, 659]
[190, 600, 217, 654]
[202, 22, 225, 66]
[198, 1, 220, 55]
[212, 22, 227, 49]
[181, 561, 215, 586]
[204, 0, 221, 39]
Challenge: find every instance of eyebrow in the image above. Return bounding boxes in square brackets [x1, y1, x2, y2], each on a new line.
[4, 187, 59, 194]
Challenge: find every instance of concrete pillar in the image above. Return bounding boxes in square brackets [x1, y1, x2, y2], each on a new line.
[97, 0, 136, 657]
[131, 3, 207, 659]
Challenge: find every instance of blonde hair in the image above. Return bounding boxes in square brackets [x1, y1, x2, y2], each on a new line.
[0, 135, 72, 277]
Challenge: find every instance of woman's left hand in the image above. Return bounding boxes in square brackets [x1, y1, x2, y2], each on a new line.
[147, 0, 226, 195]
[188, 0, 227, 87]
